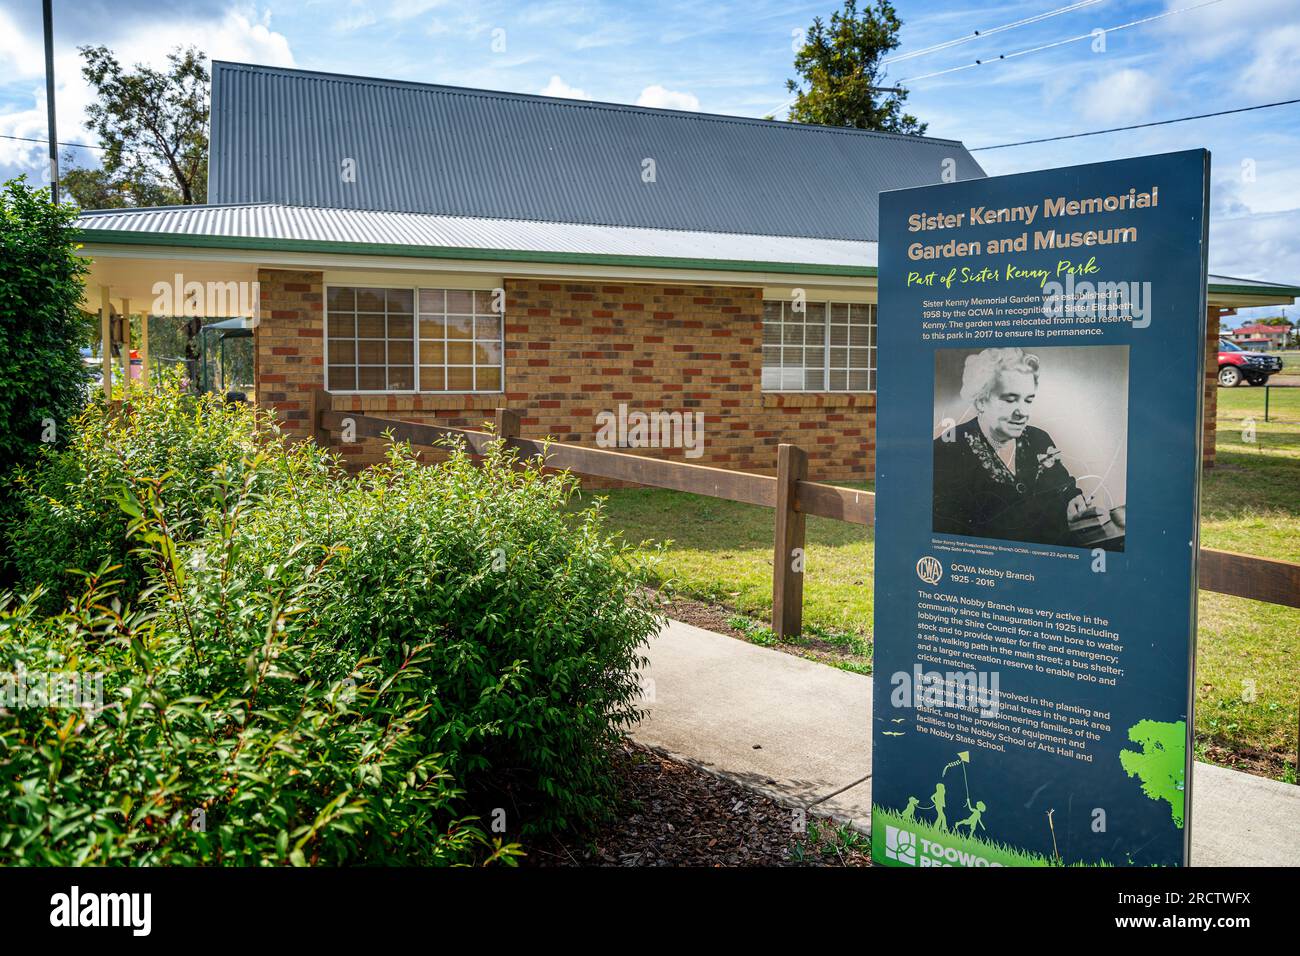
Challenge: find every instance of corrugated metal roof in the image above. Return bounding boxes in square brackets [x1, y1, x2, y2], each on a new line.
[76, 203, 877, 268]
[208, 61, 985, 241]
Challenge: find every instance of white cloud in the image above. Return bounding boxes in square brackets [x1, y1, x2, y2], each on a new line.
[0, 7, 294, 178]
[1077, 68, 1160, 124]
[538, 75, 591, 100]
[635, 84, 700, 111]
[1237, 23, 1300, 98]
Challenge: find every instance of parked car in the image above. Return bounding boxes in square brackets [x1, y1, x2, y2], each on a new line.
[1218, 339, 1283, 387]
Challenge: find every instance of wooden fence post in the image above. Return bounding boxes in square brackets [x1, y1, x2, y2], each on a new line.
[772, 443, 807, 640]
[310, 388, 332, 447]
[494, 408, 520, 445]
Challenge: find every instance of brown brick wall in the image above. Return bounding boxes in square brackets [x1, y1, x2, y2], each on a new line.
[256, 269, 325, 437]
[255, 270, 875, 483]
[1204, 305, 1219, 468]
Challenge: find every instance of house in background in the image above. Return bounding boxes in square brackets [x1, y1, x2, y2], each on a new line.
[75, 62, 1300, 479]
[1225, 321, 1292, 351]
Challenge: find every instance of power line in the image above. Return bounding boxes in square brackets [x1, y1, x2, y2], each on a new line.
[898, 0, 1224, 84]
[883, 0, 1104, 65]
[970, 97, 1300, 151]
[0, 133, 106, 151]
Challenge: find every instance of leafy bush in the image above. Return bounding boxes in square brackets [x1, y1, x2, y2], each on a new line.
[0, 178, 92, 584]
[194, 438, 662, 834]
[0, 528, 512, 865]
[7, 379, 291, 613]
[2, 383, 662, 859]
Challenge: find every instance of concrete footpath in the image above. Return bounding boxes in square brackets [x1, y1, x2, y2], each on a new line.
[630, 618, 1300, 867]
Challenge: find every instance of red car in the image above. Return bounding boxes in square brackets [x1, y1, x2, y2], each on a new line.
[1218, 339, 1283, 387]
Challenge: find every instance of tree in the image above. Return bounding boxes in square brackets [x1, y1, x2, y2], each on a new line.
[65, 45, 209, 209]
[786, 0, 926, 134]
[0, 177, 91, 581]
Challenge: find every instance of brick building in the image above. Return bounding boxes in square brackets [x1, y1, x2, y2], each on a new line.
[77, 63, 1299, 479]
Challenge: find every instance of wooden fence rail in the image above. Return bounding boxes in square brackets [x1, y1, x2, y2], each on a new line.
[309, 392, 1300, 640]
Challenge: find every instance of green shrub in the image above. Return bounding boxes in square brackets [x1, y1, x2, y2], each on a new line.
[0, 178, 92, 584]
[3, 384, 663, 858]
[7, 379, 294, 613]
[0, 465, 523, 866]
[199, 438, 663, 835]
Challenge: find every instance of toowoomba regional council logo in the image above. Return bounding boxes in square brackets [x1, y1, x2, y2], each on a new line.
[884, 825, 1004, 867]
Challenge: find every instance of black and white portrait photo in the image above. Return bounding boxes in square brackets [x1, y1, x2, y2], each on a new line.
[932, 345, 1130, 551]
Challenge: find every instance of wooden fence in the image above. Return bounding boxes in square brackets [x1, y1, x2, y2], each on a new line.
[308, 390, 1300, 640]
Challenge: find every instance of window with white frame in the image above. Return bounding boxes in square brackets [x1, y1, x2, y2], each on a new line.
[761, 299, 876, 392]
[326, 285, 503, 392]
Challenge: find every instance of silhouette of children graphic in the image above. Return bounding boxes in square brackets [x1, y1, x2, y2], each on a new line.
[931, 783, 948, 831]
[956, 799, 987, 837]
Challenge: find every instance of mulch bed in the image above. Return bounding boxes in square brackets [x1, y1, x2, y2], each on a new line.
[524, 741, 870, 867]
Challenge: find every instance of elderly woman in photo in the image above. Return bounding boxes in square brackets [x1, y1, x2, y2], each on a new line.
[933, 348, 1097, 545]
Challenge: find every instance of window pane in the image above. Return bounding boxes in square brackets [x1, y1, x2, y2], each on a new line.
[849, 324, 870, 347]
[848, 369, 870, 391]
[419, 289, 445, 313]
[849, 347, 871, 371]
[782, 324, 802, 346]
[419, 315, 446, 339]
[447, 341, 473, 365]
[828, 323, 849, 346]
[387, 289, 414, 312]
[446, 316, 473, 339]
[475, 315, 500, 341]
[358, 341, 385, 365]
[446, 290, 474, 313]
[388, 366, 414, 390]
[761, 366, 782, 390]
[389, 341, 413, 365]
[830, 303, 850, 324]
[762, 321, 782, 345]
[330, 340, 355, 364]
[763, 301, 783, 323]
[355, 288, 385, 312]
[475, 289, 501, 314]
[388, 314, 413, 339]
[358, 366, 385, 390]
[447, 366, 474, 390]
[804, 367, 826, 390]
[805, 322, 825, 346]
[830, 347, 848, 369]
[328, 366, 355, 390]
[328, 287, 355, 311]
[357, 314, 386, 338]
[476, 366, 502, 391]
[420, 340, 445, 365]
[419, 366, 445, 391]
[328, 314, 354, 338]
[829, 369, 848, 391]
[475, 341, 502, 365]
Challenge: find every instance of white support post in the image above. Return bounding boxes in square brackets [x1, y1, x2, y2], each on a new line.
[119, 298, 131, 392]
[140, 308, 150, 387]
[100, 286, 112, 400]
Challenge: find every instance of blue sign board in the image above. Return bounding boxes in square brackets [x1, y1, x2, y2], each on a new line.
[871, 150, 1210, 867]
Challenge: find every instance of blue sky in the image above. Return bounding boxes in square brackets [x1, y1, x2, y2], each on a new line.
[2, 0, 1298, 323]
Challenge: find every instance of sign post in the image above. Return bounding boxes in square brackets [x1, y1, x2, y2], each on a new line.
[872, 150, 1210, 867]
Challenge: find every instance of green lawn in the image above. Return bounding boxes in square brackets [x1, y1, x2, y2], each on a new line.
[573, 384, 1300, 779]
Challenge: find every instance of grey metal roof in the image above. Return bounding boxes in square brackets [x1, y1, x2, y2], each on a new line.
[208, 61, 985, 242]
[76, 203, 877, 269]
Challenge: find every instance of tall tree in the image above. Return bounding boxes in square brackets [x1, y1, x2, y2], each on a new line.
[65, 45, 209, 209]
[786, 0, 926, 135]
